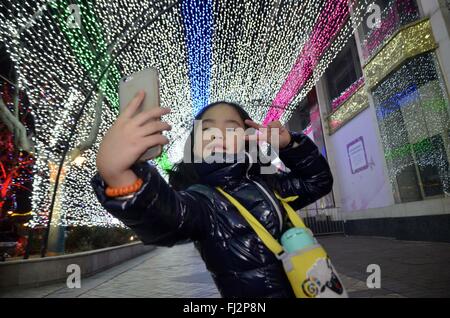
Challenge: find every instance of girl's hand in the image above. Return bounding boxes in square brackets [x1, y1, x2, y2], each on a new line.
[244, 119, 291, 149]
[96, 91, 172, 187]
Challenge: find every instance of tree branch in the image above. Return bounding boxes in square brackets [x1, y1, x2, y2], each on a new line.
[0, 97, 33, 153]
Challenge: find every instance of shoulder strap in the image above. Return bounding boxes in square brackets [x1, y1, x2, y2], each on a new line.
[273, 192, 306, 228]
[215, 187, 308, 255]
[215, 187, 284, 255]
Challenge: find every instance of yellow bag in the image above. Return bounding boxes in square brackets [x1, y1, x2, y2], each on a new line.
[216, 187, 348, 298]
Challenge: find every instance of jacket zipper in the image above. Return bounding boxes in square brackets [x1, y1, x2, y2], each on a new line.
[244, 152, 284, 232]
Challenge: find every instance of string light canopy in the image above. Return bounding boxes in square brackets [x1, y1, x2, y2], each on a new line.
[0, 0, 373, 227]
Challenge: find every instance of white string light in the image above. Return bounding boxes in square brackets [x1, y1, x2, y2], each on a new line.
[1, 0, 375, 227]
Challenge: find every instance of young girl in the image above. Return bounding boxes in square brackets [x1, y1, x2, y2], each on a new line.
[92, 91, 334, 298]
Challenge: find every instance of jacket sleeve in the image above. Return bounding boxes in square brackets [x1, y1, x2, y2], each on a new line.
[274, 131, 334, 211]
[90, 161, 212, 247]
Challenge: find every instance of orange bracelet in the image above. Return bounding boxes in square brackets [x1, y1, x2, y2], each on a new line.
[105, 178, 143, 198]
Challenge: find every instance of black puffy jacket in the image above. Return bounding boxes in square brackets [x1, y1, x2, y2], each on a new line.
[91, 131, 333, 298]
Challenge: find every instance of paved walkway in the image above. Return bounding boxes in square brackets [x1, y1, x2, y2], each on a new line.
[1, 235, 449, 298]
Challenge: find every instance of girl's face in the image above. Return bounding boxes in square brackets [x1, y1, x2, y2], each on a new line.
[193, 104, 246, 159]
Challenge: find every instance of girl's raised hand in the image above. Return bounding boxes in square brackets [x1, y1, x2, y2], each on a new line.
[244, 119, 291, 150]
[96, 91, 172, 187]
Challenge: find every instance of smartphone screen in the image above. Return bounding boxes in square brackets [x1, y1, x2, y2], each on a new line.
[119, 67, 162, 161]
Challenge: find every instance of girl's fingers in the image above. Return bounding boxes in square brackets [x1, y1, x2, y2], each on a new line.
[243, 120, 285, 146]
[245, 120, 272, 139]
[245, 133, 268, 143]
[267, 120, 282, 128]
[244, 119, 263, 130]
[122, 91, 145, 118]
[141, 134, 170, 149]
[138, 121, 172, 137]
[132, 107, 171, 126]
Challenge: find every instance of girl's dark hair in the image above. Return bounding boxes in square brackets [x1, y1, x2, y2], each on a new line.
[168, 101, 279, 191]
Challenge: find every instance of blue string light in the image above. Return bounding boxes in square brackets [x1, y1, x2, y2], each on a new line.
[181, 0, 213, 116]
[375, 84, 419, 120]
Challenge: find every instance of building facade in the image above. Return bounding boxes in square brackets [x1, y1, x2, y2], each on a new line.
[287, 0, 450, 242]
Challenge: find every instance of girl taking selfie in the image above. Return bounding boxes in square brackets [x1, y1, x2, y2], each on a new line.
[92, 91, 334, 298]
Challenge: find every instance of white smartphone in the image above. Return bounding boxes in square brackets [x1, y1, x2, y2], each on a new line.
[119, 67, 162, 161]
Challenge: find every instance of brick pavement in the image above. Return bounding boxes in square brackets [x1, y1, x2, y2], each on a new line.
[1, 235, 449, 298]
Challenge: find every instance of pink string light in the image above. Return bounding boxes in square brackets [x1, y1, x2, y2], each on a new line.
[303, 124, 313, 135]
[331, 76, 365, 110]
[263, 0, 351, 125]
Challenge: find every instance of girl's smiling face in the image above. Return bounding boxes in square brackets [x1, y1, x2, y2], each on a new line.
[193, 103, 247, 159]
